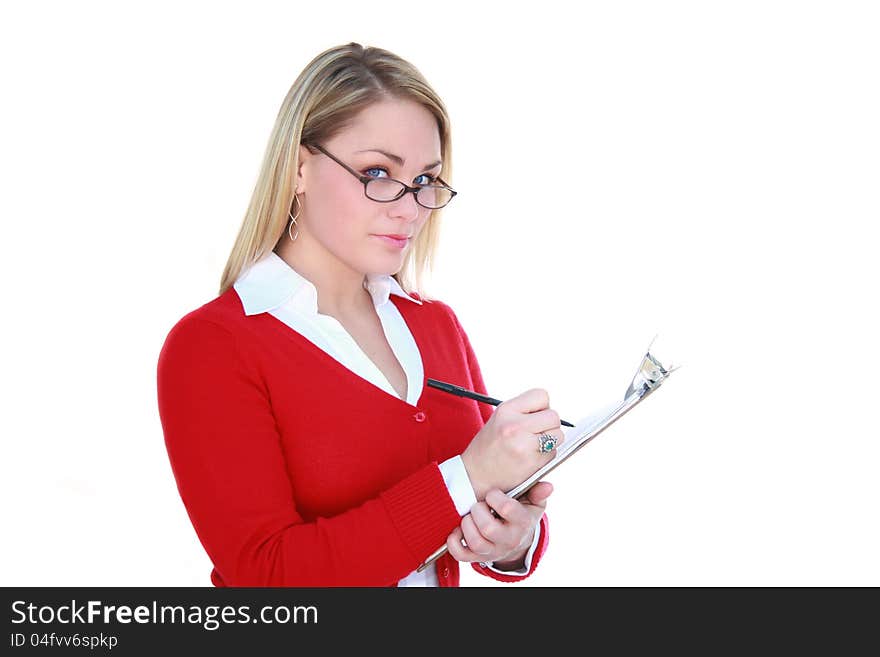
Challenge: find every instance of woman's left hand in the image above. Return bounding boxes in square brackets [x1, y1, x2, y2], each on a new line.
[445, 481, 553, 569]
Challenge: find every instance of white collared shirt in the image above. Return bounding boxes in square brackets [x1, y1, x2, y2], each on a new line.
[234, 251, 536, 586]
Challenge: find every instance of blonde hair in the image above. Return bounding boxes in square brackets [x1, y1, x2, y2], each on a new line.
[219, 42, 453, 297]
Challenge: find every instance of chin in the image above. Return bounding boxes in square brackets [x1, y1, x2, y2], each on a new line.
[366, 263, 404, 278]
[367, 251, 407, 274]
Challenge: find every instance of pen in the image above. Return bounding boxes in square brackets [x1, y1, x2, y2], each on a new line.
[426, 378, 575, 427]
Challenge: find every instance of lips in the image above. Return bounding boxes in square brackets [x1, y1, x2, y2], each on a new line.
[373, 234, 411, 249]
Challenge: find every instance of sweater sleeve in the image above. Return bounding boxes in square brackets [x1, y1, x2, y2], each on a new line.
[442, 304, 552, 582]
[156, 315, 462, 587]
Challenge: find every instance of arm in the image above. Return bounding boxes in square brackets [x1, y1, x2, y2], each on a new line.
[157, 316, 462, 586]
[445, 305, 552, 582]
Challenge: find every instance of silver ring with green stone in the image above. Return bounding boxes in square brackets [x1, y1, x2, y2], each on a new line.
[538, 433, 558, 454]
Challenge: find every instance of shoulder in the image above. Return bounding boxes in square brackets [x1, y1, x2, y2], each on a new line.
[422, 296, 470, 334]
[395, 292, 463, 326]
[393, 294, 476, 352]
[178, 287, 247, 326]
[158, 288, 248, 361]
[156, 290, 268, 414]
[400, 289, 456, 319]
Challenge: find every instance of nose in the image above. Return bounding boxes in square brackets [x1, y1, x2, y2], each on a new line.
[387, 189, 421, 223]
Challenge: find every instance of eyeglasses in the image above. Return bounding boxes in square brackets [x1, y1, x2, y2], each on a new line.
[308, 143, 457, 210]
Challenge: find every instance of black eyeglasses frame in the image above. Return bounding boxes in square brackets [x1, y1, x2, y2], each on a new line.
[307, 143, 457, 210]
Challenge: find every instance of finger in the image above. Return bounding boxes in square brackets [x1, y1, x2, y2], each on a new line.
[446, 526, 486, 564]
[522, 408, 563, 434]
[534, 429, 565, 459]
[460, 514, 493, 556]
[445, 527, 470, 561]
[524, 481, 554, 507]
[470, 501, 504, 543]
[485, 489, 531, 526]
[470, 499, 525, 558]
[503, 388, 550, 415]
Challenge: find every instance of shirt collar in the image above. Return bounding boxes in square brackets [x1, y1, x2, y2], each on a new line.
[233, 251, 421, 316]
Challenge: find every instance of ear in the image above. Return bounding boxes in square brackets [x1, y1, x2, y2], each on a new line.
[295, 144, 312, 194]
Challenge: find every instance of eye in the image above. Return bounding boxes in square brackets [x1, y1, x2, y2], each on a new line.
[414, 173, 437, 185]
[363, 166, 389, 179]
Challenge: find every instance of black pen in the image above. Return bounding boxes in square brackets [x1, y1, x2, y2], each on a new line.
[426, 378, 575, 427]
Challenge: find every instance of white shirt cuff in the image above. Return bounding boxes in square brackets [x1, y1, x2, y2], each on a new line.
[438, 455, 478, 516]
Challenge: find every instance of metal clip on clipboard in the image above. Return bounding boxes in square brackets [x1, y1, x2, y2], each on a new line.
[416, 344, 677, 574]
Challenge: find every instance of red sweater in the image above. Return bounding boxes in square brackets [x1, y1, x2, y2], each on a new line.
[156, 287, 549, 586]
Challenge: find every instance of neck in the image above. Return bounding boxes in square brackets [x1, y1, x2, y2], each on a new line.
[274, 235, 372, 318]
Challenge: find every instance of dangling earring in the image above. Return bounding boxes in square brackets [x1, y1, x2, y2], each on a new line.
[288, 195, 303, 242]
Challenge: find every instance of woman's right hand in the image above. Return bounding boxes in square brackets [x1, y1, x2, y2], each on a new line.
[460, 388, 565, 500]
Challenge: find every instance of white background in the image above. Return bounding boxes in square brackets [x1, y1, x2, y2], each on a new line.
[1, 1, 877, 587]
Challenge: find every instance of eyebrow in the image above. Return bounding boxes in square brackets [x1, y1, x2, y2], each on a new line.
[355, 148, 442, 171]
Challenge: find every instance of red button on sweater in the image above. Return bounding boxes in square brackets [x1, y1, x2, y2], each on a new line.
[157, 288, 549, 586]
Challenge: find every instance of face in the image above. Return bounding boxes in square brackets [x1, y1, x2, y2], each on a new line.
[294, 98, 442, 277]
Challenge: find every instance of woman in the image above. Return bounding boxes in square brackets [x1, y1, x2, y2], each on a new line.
[156, 42, 565, 586]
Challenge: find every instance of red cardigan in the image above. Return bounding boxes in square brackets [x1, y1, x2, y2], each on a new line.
[156, 287, 549, 586]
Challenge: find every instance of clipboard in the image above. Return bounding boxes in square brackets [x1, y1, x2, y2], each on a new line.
[416, 345, 676, 573]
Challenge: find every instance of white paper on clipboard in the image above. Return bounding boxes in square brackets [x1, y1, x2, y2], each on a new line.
[506, 347, 676, 499]
[416, 345, 677, 573]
